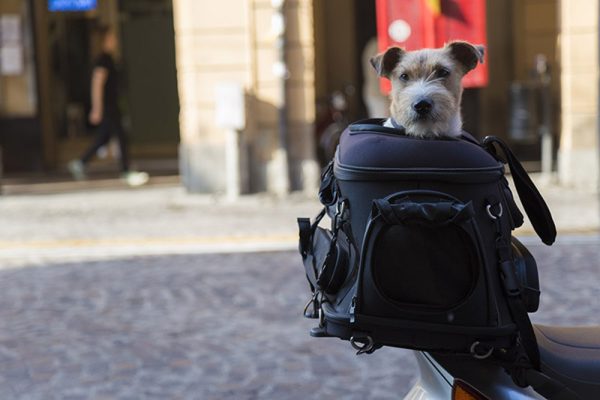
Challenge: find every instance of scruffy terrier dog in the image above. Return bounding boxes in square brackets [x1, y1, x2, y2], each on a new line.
[370, 41, 484, 138]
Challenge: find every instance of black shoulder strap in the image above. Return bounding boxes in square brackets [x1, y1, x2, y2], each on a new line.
[490, 204, 577, 398]
[483, 136, 556, 245]
[495, 232, 541, 371]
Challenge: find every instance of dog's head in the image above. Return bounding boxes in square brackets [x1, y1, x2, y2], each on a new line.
[371, 41, 484, 137]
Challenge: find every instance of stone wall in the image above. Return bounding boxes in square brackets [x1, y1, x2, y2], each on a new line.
[173, 0, 318, 194]
[558, 0, 600, 191]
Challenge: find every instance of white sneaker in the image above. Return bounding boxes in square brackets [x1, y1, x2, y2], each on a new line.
[68, 160, 87, 181]
[122, 171, 149, 187]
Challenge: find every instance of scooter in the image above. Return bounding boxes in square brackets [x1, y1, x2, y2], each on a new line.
[404, 324, 600, 399]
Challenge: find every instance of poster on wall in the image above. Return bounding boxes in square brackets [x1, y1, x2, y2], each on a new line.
[0, 15, 23, 76]
[0, 45, 23, 75]
[0, 14, 21, 45]
[48, 0, 97, 12]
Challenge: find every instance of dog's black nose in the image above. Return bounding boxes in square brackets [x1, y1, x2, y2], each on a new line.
[413, 100, 433, 116]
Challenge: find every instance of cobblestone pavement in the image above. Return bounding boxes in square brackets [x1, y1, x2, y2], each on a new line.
[0, 238, 598, 400]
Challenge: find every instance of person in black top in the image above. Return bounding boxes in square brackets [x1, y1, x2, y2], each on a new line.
[68, 25, 148, 186]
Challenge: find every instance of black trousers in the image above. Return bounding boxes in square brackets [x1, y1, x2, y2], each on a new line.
[81, 112, 129, 172]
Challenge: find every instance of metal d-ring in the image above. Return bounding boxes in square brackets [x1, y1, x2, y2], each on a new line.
[350, 335, 374, 355]
[470, 341, 494, 360]
[318, 306, 325, 327]
[486, 203, 503, 220]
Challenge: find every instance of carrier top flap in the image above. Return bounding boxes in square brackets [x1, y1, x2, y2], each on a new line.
[337, 119, 502, 173]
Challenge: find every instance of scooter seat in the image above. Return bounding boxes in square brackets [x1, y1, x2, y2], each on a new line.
[534, 324, 600, 398]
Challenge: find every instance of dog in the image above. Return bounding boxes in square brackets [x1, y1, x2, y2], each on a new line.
[370, 41, 484, 138]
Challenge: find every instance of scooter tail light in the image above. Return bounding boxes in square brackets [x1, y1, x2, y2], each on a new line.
[452, 379, 490, 400]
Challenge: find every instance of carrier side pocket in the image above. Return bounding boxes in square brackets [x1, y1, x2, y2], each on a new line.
[298, 208, 352, 296]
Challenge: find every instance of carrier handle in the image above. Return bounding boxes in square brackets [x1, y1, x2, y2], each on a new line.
[373, 198, 474, 226]
[483, 136, 556, 245]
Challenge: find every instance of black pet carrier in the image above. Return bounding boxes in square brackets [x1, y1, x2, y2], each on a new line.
[298, 118, 558, 392]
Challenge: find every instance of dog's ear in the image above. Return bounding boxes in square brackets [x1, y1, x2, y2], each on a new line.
[370, 47, 405, 79]
[446, 41, 485, 72]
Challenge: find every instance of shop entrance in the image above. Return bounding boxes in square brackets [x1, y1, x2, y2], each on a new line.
[39, 0, 180, 174]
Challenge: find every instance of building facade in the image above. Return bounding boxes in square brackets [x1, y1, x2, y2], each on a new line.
[0, 0, 180, 176]
[558, 0, 599, 189]
[171, 0, 599, 194]
[173, 0, 318, 194]
[0, 0, 598, 192]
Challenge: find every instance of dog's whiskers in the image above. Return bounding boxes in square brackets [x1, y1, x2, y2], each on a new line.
[426, 76, 444, 84]
[425, 70, 437, 81]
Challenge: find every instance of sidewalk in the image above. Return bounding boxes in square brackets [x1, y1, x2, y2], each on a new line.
[0, 184, 319, 264]
[0, 177, 597, 264]
[513, 174, 600, 236]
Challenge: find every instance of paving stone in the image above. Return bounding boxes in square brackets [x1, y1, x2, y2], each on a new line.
[0, 242, 597, 398]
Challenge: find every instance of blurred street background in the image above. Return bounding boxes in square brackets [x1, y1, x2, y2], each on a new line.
[1, 0, 600, 399]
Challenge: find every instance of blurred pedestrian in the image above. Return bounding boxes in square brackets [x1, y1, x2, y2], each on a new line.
[68, 25, 148, 186]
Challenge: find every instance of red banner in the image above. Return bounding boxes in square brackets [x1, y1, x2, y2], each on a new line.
[376, 0, 487, 92]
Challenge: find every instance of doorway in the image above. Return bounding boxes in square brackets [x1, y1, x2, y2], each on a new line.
[39, 0, 180, 172]
[119, 0, 180, 158]
[314, 0, 378, 122]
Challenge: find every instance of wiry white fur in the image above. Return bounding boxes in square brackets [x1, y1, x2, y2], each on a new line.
[389, 77, 462, 138]
[383, 114, 462, 137]
[371, 42, 485, 138]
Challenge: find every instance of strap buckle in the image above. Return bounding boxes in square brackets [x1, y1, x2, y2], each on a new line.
[499, 259, 522, 297]
[333, 199, 347, 231]
[319, 161, 337, 206]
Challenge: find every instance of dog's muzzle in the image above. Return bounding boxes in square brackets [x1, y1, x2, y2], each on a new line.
[413, 99, 433, 117]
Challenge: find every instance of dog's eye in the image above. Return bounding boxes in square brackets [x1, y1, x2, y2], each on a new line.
[399, 73, 409, 82]
[436, 68, 450, 78]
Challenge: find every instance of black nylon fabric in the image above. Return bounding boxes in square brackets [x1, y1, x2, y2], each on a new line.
[339, 120, 502, 170]
[373, 199, 474, 226]
[372, 223, 478, 308]
[298, 119, 557, 395]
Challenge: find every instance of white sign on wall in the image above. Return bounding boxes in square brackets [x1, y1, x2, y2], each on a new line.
[215, 82, 246, 131]
[0, 15, 23, 76]
[0, 45, 23, 75]
[0, 15, 21, 45]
